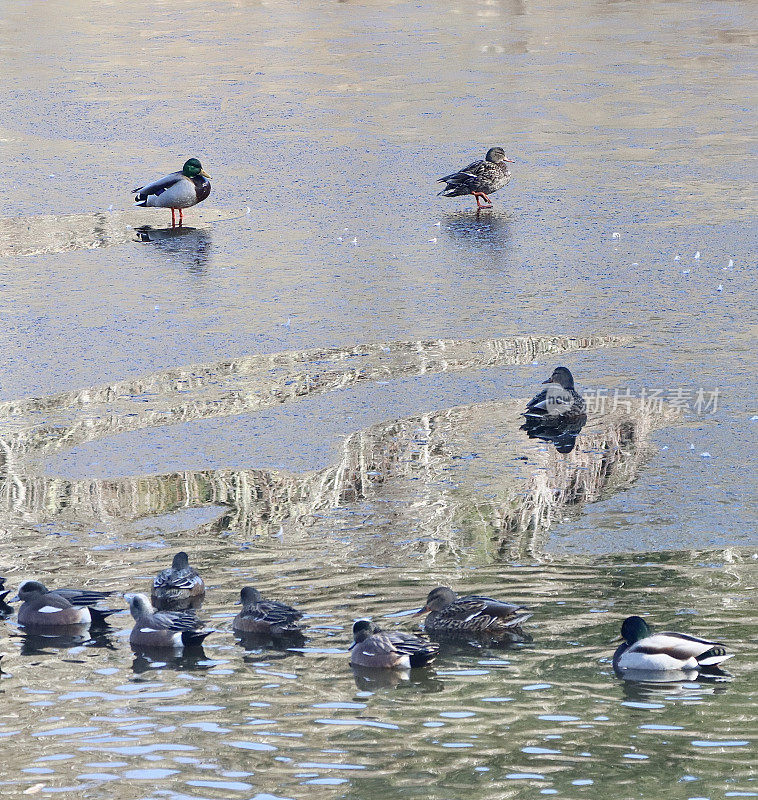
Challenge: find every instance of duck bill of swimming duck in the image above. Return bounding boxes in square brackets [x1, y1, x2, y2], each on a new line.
[199, 169, 211, 178]
[412, 606, 429, 617]
[502, 157, 515, 163]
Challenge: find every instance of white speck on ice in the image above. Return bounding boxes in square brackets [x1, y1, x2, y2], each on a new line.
[700, 452, 711, 458]
[690, 444, 695, 450]
[694, 251, 700, 259]
[429, 237, 437, 243]
[681, 269, 690, 275]
[612, 232, 621, 239]
[435, 221, 441, 227]
[246, 207, 251, 214]
[674, 255, 681, 260]
[352, 237, 358, 245]
[717, 285, 723, 292]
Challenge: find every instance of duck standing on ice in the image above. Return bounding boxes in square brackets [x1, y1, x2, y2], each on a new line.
[133, 158, 211, 227]
[437, 147, 514, 209]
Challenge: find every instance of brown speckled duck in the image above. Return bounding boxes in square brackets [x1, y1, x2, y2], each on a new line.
[416, 586, 531, 643]
[232, 586, 304, 637]
[349, 620, 438, 669]
[437, 147, 514, 209]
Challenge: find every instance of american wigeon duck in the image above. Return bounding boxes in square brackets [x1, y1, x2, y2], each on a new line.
[523, 367, 586, 424]
[126, 593, 212, 649]
[416, 586, 532, 643]
[0, 577, 13, 616]
[233, 586, 304, 637]
[613, 615, 733, 674]
[349, 620, 438, 669]
[13, 580, 118, 627]
[152, 551, 205, 610]
[437, 147, 514, 209]
[133, 158, 211, 227]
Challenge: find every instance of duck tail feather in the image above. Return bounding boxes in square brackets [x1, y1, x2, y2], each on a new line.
[698, 647, 733, 666]
[89, 607, 119, 624]
[181, 630, 212, 648]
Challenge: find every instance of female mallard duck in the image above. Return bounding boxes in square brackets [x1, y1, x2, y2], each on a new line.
[133, 158, 211, 227]
[13, 580, 118, 627]
[523, 367, 586, 424]
[437, 147, 514, 209]
[233, 586, 304, 637]
[613, 615, 733, 673]
[126, 593, 212, 649]
[416, 586, 532, 642]
[349, 620, 438, 669]
[151, 551, 205, 610]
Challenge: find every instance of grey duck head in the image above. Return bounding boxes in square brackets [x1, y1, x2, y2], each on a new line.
[485, 147, 514, 164]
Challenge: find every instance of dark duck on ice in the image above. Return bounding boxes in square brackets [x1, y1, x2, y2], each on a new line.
[133, 158, 211, 227]
[523, 367, 586, 424]
[437, 147, 514, 209]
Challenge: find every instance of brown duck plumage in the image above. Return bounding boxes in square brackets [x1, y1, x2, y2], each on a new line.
[417, 586, 531, 642]
[349, 620, 438, 669]
[232, 586, 304, 637]
[437, 147, 514, 209]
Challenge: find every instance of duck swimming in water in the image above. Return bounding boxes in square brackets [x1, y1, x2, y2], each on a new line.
[233, 586, 305, 638]
[133, 158, 211, 227]
[349, 620, 438, 669]
[613, 615, 733, 674]
[416, 586, 532, 643]
[437, 147, 514, 209]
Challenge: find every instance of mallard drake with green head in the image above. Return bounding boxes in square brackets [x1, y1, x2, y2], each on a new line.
[437, 147, 514, 209]
[233, 586, 305, 637]
[349, 620, 438, 669]
[613, 615, 733, 673]
[133, 158, 211, 227]
[416, 586, 532, 642]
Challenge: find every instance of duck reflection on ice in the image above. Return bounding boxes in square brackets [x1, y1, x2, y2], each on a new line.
[441, 210, 513, 257]
[520, 414, 587, 454]
[134, 225, 211, 274]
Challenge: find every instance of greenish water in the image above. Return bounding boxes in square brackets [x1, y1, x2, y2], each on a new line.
[1, 544, 755, 800]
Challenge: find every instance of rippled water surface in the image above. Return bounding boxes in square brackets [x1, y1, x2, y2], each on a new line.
[0, 0, 756, 798]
